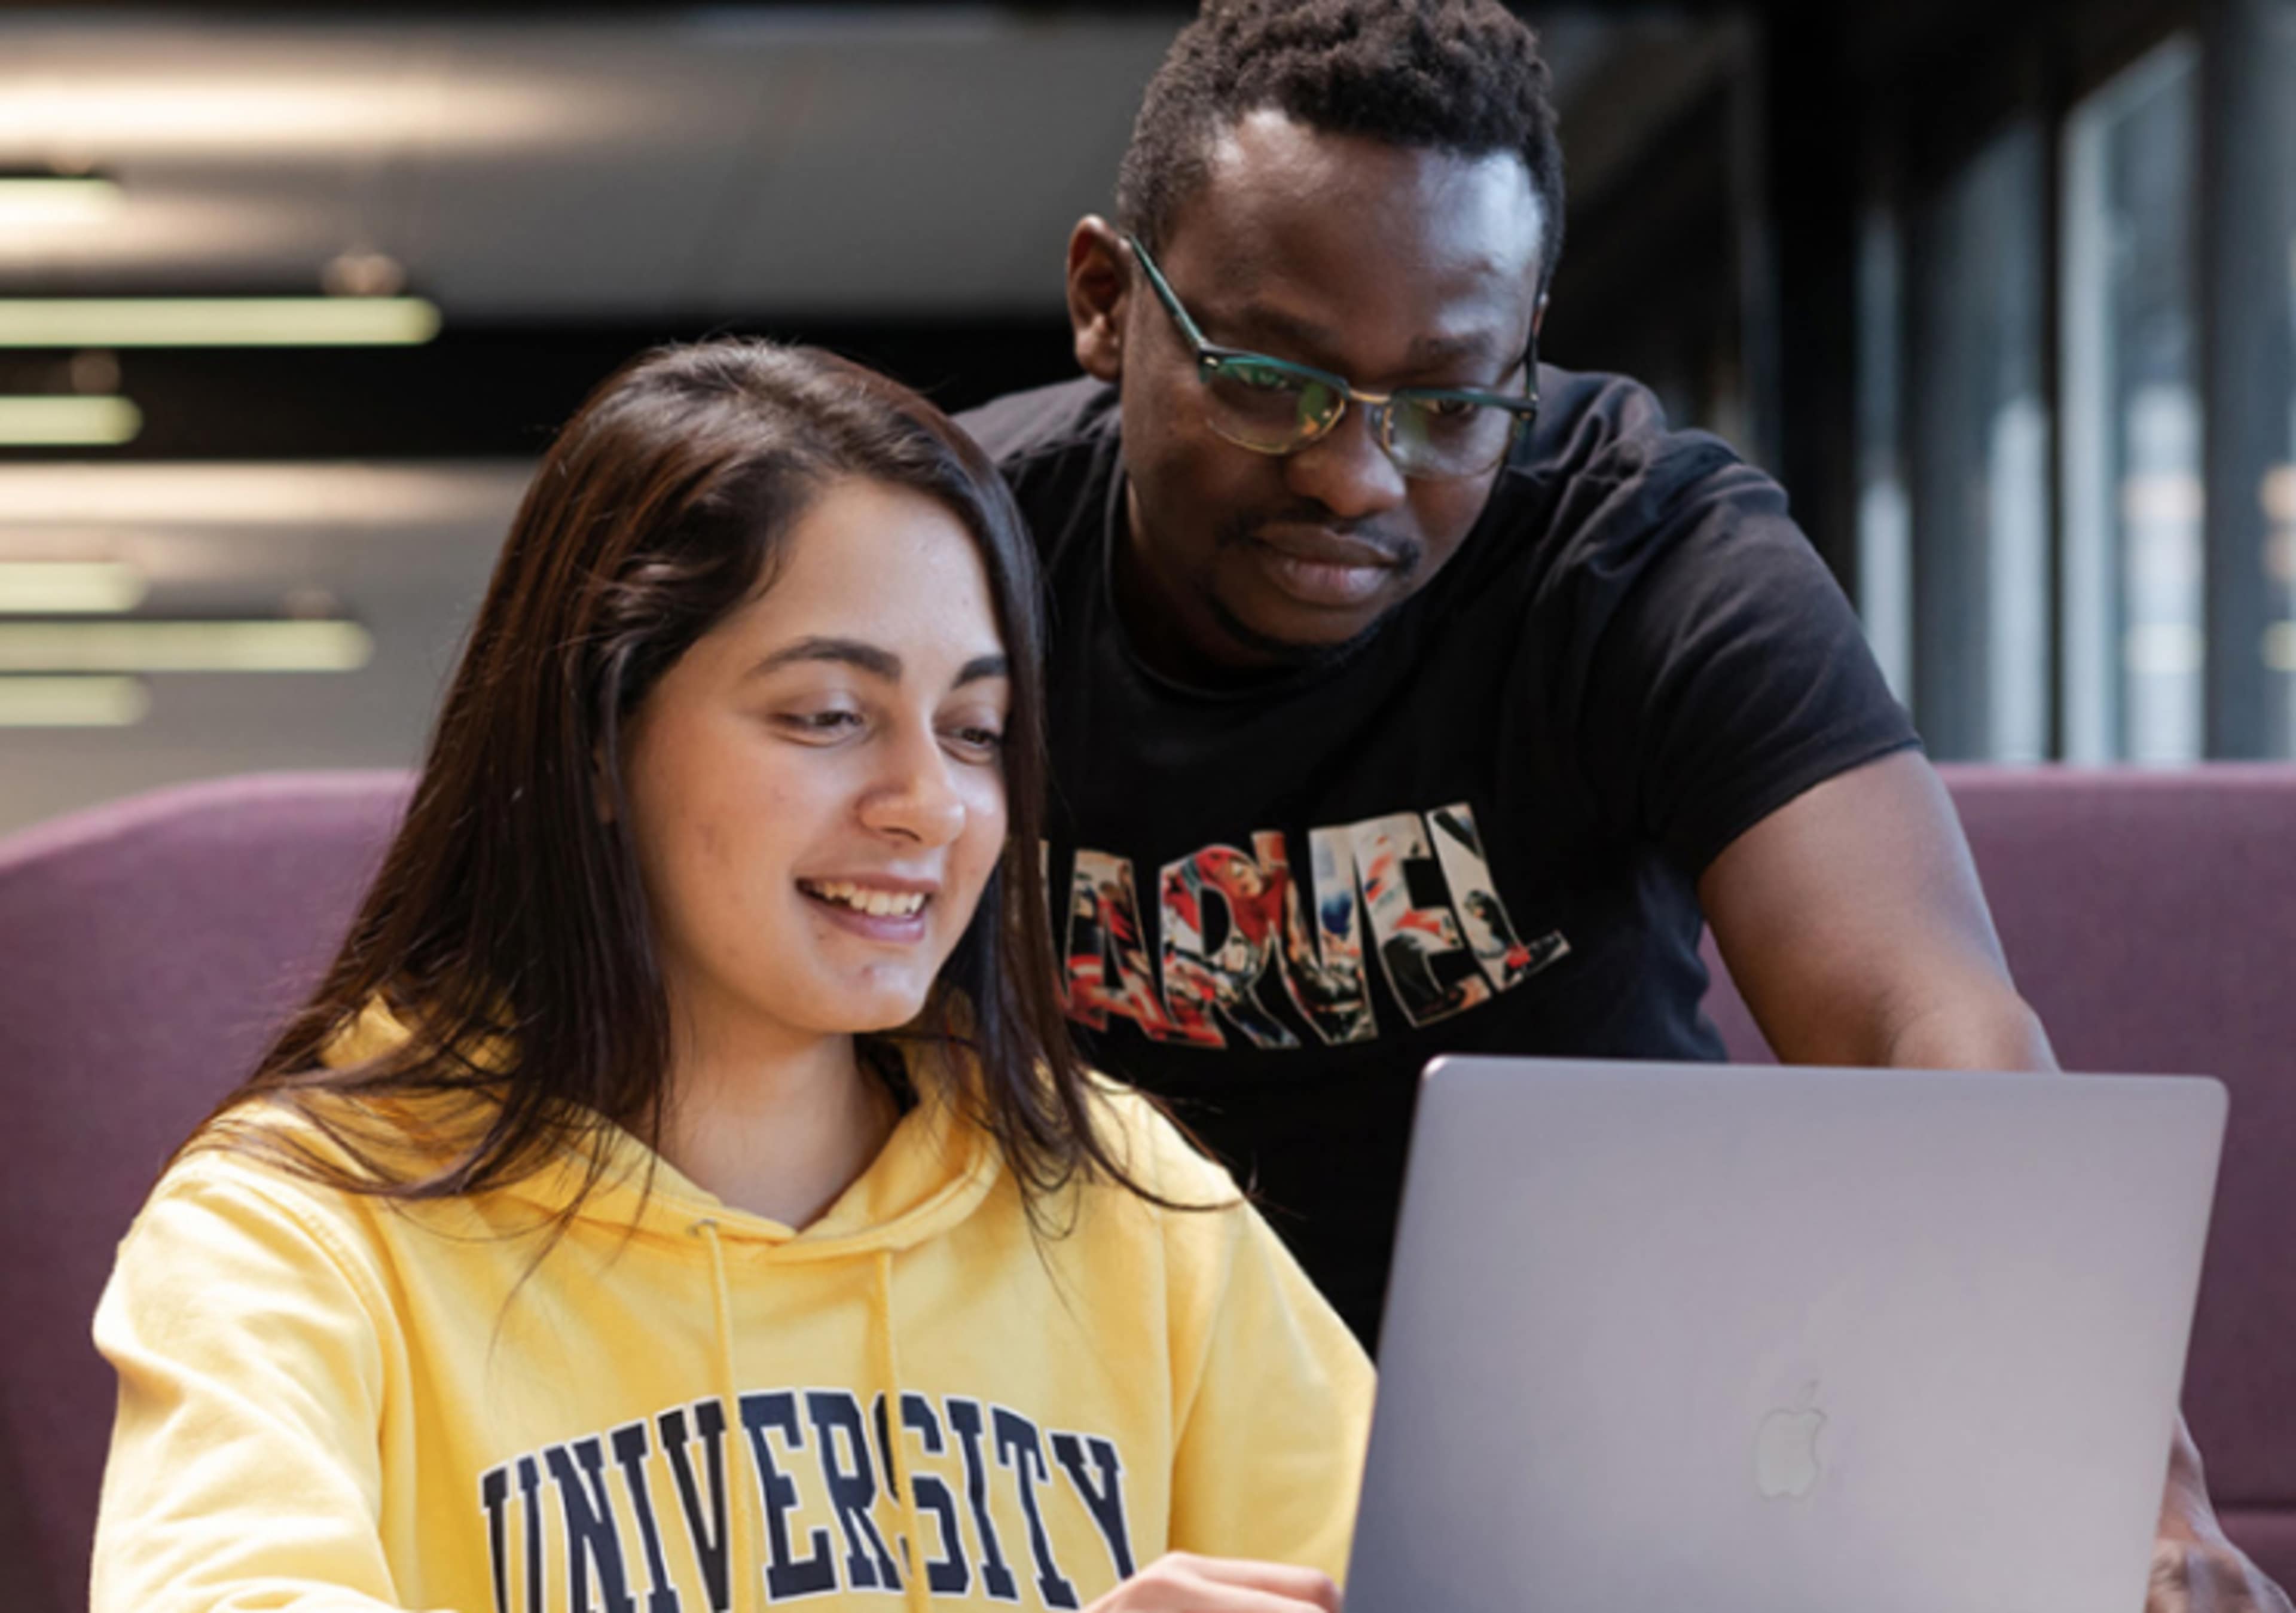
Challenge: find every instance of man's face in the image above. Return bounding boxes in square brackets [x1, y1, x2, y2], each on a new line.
[1106, 111, 1546, 674]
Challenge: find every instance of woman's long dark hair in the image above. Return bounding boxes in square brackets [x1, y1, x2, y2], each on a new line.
[192, 340, 1143, 1220]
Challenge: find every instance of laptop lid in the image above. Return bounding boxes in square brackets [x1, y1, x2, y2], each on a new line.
[1343, 1058, 2225, 1613]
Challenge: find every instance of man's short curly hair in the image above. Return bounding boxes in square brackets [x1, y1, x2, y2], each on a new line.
[1116, 0, 1567, 297]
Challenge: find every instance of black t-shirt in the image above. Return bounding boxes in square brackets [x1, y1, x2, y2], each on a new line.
[958, 367, 1919, 1345]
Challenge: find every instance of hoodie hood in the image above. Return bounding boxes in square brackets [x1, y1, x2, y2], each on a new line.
[319, 995, 1004, 1259]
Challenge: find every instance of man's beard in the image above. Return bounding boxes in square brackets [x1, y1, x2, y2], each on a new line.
[1202, 588, 1390, 673]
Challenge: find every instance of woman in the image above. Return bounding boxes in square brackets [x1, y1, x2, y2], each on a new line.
[91, 341, 1370, 1613]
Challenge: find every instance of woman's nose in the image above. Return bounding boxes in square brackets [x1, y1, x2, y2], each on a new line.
[857, 729, 967, 846]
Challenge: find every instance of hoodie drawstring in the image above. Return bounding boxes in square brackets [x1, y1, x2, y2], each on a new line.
[695, 1219, 761, 1613]
[697, 1226, 931, 1613]
[874, 1247, 933, 1613]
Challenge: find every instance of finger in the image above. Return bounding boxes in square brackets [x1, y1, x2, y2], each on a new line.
[1152, 1581, 1335, 1613]
[1159, 1555, 1342, 1613]
[1088, 1568, 1306, 1613]
[2148, 1539, 2194, 1613]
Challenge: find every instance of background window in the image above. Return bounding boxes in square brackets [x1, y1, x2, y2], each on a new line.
[2061, 36, 2203, 764]
[2267, 5, 2296, 752]
[1907, 119, 2052, 761]
[1857, 206, 1913, 704]
[2197, 0, 2296, 757]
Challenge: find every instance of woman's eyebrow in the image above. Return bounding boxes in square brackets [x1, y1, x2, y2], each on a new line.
[746, 639, 1007, 688]
[747, 636, 900, 681]
[954, 653, 1009, 688]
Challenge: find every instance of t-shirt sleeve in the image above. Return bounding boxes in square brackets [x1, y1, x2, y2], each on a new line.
[1132, 1108, 1374, 1583]
[90, 1160, 435, 1613]
[1574, 444, 1920, 875]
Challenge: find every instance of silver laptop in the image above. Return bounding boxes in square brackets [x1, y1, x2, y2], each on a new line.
[1344, 1057, 2225, 1613]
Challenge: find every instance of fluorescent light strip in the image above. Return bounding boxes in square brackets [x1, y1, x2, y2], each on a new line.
[0, 81, 589, 155]
[0, 561, 148, 613]
[0, 297, 439, 348]
[0, 620, 373, 673]
[0, 460, 532, 527]
[0, 674, 148, 727]
[0, 176, 124, 228]
[0, 396, 142, 446]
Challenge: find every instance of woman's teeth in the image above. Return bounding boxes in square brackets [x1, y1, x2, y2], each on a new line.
[804, 881, 928, 918]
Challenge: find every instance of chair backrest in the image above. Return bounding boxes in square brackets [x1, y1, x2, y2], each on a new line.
[1702, 763, 2296, 1585]
[0, 771, 414, 1613]
[13, 765, 2289, 1602]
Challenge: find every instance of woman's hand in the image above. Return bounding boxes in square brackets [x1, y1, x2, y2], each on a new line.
[1085, 1553, 1342, 1613]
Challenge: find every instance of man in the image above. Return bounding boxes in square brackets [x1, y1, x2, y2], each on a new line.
[962, 0, 2035, 1347]
[958, 3, 2284, 1607]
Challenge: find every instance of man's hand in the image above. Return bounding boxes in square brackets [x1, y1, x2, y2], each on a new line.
[2152, 1539, 2295, 1613]
[2148, 1419, 2294, 1613]
[1085, 1554, 1341, 1613]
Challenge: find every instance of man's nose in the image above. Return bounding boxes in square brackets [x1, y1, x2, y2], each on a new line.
[1281, 401, 1410, 521]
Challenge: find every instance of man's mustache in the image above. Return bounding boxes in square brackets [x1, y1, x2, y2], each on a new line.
[1215, 511, 1421, 570]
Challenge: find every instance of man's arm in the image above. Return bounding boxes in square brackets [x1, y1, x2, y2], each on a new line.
[1699, 747, 2292, 1613]
[1697, 747, 2051, 1070]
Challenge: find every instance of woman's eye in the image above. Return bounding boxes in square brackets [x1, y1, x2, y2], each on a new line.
[944, 723, 1005, 757]
[779, 708, 863, 739]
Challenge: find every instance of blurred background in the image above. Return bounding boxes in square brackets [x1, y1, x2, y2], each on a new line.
[0, 0, 2290, 833]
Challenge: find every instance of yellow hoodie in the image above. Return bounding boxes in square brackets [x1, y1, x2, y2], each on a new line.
[90, 1035, 1372, 1613]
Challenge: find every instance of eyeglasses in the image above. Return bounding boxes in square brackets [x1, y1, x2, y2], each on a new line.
[1124, 233, 1540, 480]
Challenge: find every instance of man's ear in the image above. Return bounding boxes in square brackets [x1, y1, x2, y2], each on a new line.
[1067, 216, 1131, 384]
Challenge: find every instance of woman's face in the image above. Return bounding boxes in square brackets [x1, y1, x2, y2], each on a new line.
[619, 476, 1012, 1055]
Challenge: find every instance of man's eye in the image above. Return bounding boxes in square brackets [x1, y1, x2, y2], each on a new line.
[1227, 362, 1297, 393]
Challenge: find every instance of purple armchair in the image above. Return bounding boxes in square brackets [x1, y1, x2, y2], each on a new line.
[1704, 764, 2296, 1587]
[5, 765, 2290, 1607]
[0, 771, 414, 1613]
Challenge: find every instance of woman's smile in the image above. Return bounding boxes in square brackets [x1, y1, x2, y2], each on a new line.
[798, 875, 938, 938]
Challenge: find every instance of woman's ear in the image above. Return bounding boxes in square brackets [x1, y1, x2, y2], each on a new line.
[1066, 216, 1131, 384]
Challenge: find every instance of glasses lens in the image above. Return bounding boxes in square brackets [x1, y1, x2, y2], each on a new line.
[1388, 396, 1521, 476]
[1201, 356, 1343, 451]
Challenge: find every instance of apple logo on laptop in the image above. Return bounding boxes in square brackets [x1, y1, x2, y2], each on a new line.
[1754, 1382, 1827, 1500]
